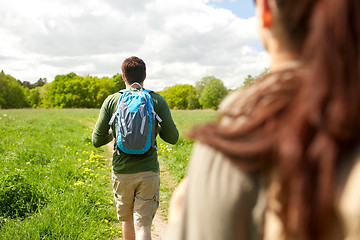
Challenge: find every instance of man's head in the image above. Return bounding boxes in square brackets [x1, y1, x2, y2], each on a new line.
[121, 56, 146, 85]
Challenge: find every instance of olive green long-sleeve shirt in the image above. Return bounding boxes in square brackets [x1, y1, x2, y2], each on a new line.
[92, 90, 179, 174]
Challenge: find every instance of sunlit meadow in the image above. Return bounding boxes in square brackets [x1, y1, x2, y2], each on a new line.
[0, 109, 216, 239]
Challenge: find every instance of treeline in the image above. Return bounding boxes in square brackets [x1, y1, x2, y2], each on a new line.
[0, 71, 125, 109]
[159, 76, 229, 110]
[0, 68, 269, 110]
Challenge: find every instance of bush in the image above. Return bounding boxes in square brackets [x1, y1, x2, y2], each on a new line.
[0, 173, 46, 220]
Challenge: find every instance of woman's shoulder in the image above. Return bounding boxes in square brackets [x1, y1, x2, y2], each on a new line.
[189, 142, 263, 192]
[183, 142, 266, 239]
[337, 147, 360, 239]
[220, 70, 297, 114]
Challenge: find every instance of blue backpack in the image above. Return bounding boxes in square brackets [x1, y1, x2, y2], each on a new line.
[109, 84, 162, 155]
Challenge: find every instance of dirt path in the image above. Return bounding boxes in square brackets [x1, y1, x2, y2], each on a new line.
[106, 142, 169, 240]
[151, 210, 168, 240]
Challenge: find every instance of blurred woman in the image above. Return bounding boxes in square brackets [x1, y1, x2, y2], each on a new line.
[165, 0, 360, 239]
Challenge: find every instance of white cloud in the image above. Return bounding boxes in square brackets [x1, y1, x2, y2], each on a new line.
[0, 0, 269, 91]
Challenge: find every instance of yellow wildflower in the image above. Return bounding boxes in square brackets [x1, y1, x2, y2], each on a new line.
[74, 181, 85, 186]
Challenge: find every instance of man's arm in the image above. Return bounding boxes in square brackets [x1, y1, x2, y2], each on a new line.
[157, 97, 179, 144]
[92, 97, 113, 148]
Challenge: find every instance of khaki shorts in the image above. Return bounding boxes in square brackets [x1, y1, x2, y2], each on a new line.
[112, 171, 160, 227]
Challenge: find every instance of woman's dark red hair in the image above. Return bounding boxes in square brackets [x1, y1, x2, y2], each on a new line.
[189, 0, 360, 239]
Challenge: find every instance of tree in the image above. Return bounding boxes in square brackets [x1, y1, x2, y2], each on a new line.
[187, 88, 201, 109]
[242, 74, 255, 87]
[0, 71, 127, 109]
[242, 67, 270, 88]
[18, 78, 47, 89]
[188, 76, 216, 109]
[111, 73, 126, 91]
[0, 71, 28, 109]
[195, 76, 213, 98]
[38, 83, 52, 108]
[50, 73, 82, 108]
[27, 88, 41, 108]
[199, 76, 228, 110]
[34, 78, 47, 88]
[93, 76, 119, 107]
[18, 80, 33, 89]
[160, 84, 195, 109]
[49, 73, 121, 108]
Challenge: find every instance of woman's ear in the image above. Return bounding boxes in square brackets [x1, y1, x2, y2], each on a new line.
[261, 0, 273, 28]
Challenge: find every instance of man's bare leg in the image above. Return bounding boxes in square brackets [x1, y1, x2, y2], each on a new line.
[135, 225, 151, 240]
[122, 217, 135, 240]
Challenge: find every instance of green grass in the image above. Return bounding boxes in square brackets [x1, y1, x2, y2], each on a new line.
[0, 109, 120, 239]
[157, 110, 216, 217]
[0, 109, 217, 237]
[158, 110, 216, 182]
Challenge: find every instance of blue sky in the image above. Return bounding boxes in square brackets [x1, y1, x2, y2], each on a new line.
[209, 0, 264, 51]
[0, 0, 269, 91]
[209, 0, 256, 19]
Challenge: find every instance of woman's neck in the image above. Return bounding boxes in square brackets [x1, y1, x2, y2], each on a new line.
[269, 38, 300, 72]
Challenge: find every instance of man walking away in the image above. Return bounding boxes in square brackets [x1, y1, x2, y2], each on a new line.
[92, 56, 179, 240]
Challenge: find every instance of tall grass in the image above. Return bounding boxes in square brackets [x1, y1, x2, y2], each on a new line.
[158, 110, 216, 182]
[157, 110, 216, 216]
[0, 109, 120, 239]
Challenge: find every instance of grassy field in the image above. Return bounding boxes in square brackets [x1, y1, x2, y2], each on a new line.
[0, 109, 216, 239]
[157, 110, 216, 215]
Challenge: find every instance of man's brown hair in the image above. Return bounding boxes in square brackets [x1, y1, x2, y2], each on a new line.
[121, 56, 146, 84]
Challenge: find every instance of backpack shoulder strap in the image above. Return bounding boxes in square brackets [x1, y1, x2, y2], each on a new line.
[142, 89, 162, 123]
[144, 89, 153, 94]
[109, 90, 127, 126]
[119, 89, 129, 94]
